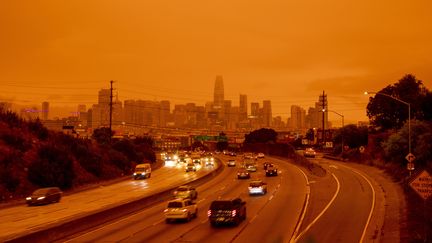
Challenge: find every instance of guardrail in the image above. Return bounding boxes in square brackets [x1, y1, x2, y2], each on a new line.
[5, 159, 224, 243]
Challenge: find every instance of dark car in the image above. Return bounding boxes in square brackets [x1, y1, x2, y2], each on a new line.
[26, 187, 62, 206]
[266, 166, 278, 176]
[208, 198, 247, 226]
[263, 162, 272, 170]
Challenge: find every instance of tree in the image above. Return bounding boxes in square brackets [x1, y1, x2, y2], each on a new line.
[382, 120, 432, 168]
[244, 128, 277, 144]
[92, 127, 113, 145]
[366, 74, 429, 130]
[333, 125, 368, 149]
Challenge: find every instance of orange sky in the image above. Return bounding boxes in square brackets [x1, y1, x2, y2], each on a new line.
[1, 0, 431, 125]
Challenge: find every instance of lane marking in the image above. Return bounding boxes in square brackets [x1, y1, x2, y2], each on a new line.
[294, 173, 341, 242]
[338, 164, 376, 243]
[289, 167, 310, 243]
[249, 215, 258, 223]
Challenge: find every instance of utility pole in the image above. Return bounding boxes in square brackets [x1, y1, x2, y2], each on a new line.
[109, 80, 114, 142]
[320, 91, 327, 148]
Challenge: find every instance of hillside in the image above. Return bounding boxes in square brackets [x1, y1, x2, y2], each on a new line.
[0, 108, 155, 203]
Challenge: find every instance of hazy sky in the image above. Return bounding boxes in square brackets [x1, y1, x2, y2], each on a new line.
[1, 0, 431, 125]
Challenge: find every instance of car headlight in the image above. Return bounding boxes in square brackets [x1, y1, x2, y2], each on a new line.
[133, 173, 137, 176]
[37, 196, 45, 200]
[26, 197, 31, 200]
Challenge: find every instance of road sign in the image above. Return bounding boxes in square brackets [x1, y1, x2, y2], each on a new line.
[407, 162, 415, 171]
[405, 153, 416, 163]
[409, 170, 432, 200]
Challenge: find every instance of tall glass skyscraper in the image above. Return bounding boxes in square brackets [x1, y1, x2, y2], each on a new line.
[213, 75, 224, 109]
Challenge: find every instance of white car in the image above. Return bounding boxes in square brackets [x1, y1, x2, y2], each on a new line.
[173, 185, 198, 200]
[257, 153, 265, 158]
[164, 198, 198, 222]
[227, 159, 236, 167]
[248, 180, 267, 195]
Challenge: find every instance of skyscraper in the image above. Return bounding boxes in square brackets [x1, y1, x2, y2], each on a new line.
[213, 75, 224, 109]
[239, 94, 247, 120]
[263, 100, 272, 127]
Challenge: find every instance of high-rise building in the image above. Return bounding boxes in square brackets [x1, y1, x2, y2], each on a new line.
[98, 89, 111, 105]
[290, 105, 306, 131]
[250, 102, 260, 118]
[41, 102, 49, 120]
[160, 100, 170, 127]
[239, 94, 247, 120]
[262, 100, 272, 127]
[213, 75, 224, 109]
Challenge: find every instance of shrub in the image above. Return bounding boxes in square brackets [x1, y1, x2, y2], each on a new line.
[27, 144, 75, 189]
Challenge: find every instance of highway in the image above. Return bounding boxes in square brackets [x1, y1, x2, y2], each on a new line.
[0, 160, 219, 242]
[57, 155, 309, 243]
[0, 154, 384, 243]
[295, 156, 377, 243]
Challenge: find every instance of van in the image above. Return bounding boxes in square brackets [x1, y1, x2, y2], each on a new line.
[133, 163, 152, 179]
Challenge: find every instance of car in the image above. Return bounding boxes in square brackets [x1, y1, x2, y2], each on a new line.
[164, 198, 198, 223]
[263, 162, 272, 170]
[26, 187, 62, 206]
[133, 163, 152, 179]
[257, 153, 265, 158]
[208, 198, 246, 226]
[227, 159, 236, 167]
[185, 163, 197, 172]
[246, 164, 257, 172]
[229, 151, 237, 157]
[204, 156, 215, 166]
[265, 165, 278, 176]
[237, 168, 250, 179]
[304, 148, 317, 158]
[173, 185, 198, 200]
[248, 180, 267, 195]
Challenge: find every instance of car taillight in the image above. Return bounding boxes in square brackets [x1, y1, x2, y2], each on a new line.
[207, 210, 212, 217]
[231, 210, 237, 217]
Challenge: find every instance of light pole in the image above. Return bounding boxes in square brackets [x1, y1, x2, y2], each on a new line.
[322, 109, 344, 156]
[364, 91, 411, 155]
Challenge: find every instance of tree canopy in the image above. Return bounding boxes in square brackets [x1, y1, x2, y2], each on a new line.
[366, 74, 432, 130]
[244, 128, 277, 144]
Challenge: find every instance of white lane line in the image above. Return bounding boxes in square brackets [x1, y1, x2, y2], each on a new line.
[152, 219, 164, 226]
[338, 164, 376, 243]
[294, 173, 341, 242]
[268, 195, 274, 201]
[249, 215, 258, 223]
[289, 167, 310, 243]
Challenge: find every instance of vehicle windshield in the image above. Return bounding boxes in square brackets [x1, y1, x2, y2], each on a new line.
[176, 187, 189, 191]
[250, 182, 263, 187]
[33, 188, 50, 195]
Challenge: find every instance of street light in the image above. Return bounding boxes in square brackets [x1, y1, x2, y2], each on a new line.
[364, 91, 411, 155]
[322, 109, 344, 156]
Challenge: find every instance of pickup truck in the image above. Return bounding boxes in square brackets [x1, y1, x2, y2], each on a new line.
[164, 198, 198, 223]
[207, 198, 246, 226]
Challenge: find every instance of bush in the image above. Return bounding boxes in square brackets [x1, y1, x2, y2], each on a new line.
[27, 145, 75, 189]
[27, 119, 49, 140]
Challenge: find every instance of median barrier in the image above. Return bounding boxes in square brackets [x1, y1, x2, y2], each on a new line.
[4, 159, 224, 243]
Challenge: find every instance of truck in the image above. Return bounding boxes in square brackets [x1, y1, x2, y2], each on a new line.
[207, 198, 247, 226]
[164, 198, 198, 223]
[133, 163, 151, 179]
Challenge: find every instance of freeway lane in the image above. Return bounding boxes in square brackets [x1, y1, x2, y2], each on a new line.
[0, 161, 219, 242]
[59, 156, 309, 243]
[296, 158, 375, 243]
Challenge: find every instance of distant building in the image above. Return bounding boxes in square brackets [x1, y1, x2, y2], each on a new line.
[213, 75, 224, 109]
[262, 100, 272, 127]
[239, 94, 247, 121]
